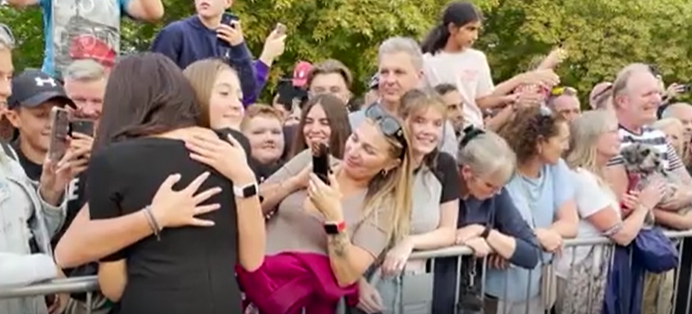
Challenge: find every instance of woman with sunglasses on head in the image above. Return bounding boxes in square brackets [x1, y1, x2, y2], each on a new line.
[349, 89, 460, 314]
[432, 126, 540, 314]
[241, 102, 413, 313]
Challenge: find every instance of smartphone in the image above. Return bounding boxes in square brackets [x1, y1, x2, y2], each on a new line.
[275, 23, 287, 35]
[70, 119, 95, 136]
[682, 84, 691, 93]
[312, 143, 330, 184]
[48, 107, 70, 162]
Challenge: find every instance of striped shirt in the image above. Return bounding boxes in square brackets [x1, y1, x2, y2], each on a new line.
[607, 125, 684, 171]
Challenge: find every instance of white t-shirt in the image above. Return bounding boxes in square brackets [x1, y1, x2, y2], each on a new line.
[555, 168, 620, 278]
[422, 48, 494, 128]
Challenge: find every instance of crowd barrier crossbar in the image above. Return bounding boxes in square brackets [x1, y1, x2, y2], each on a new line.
[3, 230, 692, 302]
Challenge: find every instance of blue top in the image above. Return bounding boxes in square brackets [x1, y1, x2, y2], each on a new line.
[39, 0, 132, 77]
[460, 188, 540, 269]
[150, 14, 258, 105]
[486, 159, 575, 301]
[431, 186, 540, 314]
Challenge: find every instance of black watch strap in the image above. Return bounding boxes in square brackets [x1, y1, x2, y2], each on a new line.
[481, 226, 492, 239]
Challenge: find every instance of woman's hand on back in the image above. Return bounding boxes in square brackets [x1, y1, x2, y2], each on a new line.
[150, 172, 222, 228]
[185, 132, 255, 183]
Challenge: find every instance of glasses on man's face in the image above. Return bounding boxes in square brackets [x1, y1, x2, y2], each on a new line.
[0, 24, 15, 47]
[364, 104, 407, 157]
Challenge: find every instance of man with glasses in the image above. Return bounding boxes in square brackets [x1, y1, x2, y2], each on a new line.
[5, 0, 163, 79]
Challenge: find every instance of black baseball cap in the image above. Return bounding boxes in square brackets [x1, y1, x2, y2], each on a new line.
[7, 70, 74, 110]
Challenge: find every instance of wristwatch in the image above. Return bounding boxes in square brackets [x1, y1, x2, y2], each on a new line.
[480, 226, 492, 239]
[324, 221, 346, 235]
[233, 182, 258, 198]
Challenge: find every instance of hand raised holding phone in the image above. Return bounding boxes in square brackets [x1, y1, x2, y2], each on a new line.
[217, 20, 244, 46]
[261, 23, 287, 62]
[312, 143, 331, 185]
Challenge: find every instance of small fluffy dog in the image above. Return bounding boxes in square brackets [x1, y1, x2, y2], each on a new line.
[620, 143, 689, 225]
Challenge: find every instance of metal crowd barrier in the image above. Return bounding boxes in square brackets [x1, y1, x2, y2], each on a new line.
[3, 230, 692, 314]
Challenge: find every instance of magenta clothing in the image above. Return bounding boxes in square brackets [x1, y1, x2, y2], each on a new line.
[236, 252, 359, 314]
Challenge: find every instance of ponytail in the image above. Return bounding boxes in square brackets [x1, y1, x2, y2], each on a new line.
[420, 24, 450, 55]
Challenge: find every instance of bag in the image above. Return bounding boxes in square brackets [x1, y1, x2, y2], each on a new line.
[633, 227, 678, 273]
[540, 263, 557, 309]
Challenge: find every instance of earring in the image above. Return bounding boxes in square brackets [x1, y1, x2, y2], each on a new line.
[379, 169, 389, 177]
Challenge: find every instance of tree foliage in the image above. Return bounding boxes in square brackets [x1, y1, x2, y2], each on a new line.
[2, 0, 692, 102]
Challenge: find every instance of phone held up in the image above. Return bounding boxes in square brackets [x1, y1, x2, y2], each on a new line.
[48, 107, 70, 162]
[70, 119, 95, 137]
[312, 143, 331, 185]
[275, 23, 287, 36]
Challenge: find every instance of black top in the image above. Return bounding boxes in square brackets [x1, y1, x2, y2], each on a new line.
[11, 139, 42, 181]
[88, 135, 241, 314]
[432, 152, 461, 204]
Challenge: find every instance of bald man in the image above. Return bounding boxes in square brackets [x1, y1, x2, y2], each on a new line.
[662, 102, 692, 144]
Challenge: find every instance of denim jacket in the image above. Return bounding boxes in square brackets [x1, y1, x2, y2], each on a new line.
[0, 146, 66, 314]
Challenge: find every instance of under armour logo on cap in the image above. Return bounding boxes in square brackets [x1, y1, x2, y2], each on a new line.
[35, 76, 57, 87]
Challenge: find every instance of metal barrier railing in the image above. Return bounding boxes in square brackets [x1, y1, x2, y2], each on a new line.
[3, 230, 692, 314]
[0, 276, 98, 298]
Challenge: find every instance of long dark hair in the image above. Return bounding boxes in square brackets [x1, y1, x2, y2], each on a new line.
[93, 53, 200, 152]
[420, 1, 482, 54]
[289, 94, 352, 159]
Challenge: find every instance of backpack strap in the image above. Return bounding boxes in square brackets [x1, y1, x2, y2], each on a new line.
[1, 142, 17, 161]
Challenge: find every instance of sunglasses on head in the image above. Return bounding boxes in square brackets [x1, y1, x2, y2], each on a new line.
[0, 24, 14, 47]
[550, 86, 577, 97]
[365, 104, 407, 157]
[591, 84, 613, 102]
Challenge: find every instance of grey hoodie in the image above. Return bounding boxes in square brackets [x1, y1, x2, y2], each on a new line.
[0, 145, 66, 314]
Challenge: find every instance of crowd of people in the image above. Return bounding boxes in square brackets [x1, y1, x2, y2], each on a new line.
[1, 0, 692, 314]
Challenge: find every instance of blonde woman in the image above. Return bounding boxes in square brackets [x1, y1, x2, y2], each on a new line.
[241, 103, 415, 313]
[352, 89, 460, 314]
[184, 59, 245, 131]
[652, 118, 685, 158]
[558, 110, 663, 314]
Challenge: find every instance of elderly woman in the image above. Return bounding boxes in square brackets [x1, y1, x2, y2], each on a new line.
[432, 125, 541, 314]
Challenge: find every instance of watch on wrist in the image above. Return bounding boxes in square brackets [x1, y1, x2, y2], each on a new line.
[481, 226, 492, 239]
[324, 221, 346, 235]
[233, 182, 258, 198]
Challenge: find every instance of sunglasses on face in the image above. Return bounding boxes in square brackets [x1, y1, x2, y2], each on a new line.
[365, 104, 407, 157]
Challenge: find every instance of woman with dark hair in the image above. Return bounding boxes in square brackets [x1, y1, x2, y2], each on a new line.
[90, 53, 264, 314]
[421, 1, 558, 129]
[493, 107, 578, 313]
[288, 93, 352, 159]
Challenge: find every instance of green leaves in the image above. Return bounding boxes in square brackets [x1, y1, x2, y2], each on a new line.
[3, 0, 692, 103]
